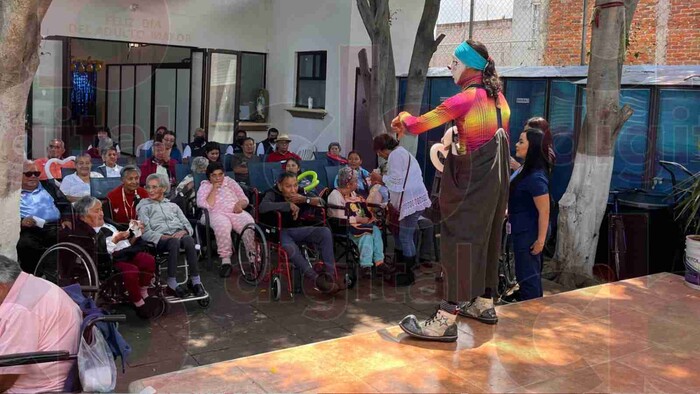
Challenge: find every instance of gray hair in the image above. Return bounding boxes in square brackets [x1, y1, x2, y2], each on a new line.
[337, 166, 357, 189]
[120, 165, 141, 179]
[191, 156, 209, 174]
[99, 139, 117, 156]
[146, 173, 170, 193]
[0, 255, 22, 284]
[73, 196, 101, 216]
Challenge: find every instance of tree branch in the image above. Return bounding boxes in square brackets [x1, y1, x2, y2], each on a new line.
[356, 0, 374, 38]
[374, 0, 388, 28]
[433, 33, 446, 51]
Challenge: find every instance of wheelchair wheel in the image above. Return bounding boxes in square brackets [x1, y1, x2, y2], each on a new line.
[237, 223, 269, 285]
[497, 231, 517, 300]
[197, 297, 210, 308]
[271, 275, 281, 301]
[151, 296, 169, 319]
[34, 243, 99, 288]
[344, 272, 355, 289]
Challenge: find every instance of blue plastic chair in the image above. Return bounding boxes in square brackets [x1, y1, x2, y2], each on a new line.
[324, 166, 341, 190]
[314, 151, 328, 161]
[193, 173, 207, 193]
[175, 163, 191, 183]
[248, 162, 278, 193]
[90, 177, 122, 199]
[60, 167, 77, 179]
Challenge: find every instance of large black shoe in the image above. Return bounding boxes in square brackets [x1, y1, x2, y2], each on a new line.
[135, 301, 155, 319]
[219, 263, 233, 278]
[187, 281, 206, 297]
[314, 274, 339, 294]
[165, 284, 190, 298]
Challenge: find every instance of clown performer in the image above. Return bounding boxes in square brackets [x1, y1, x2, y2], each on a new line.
[392, 40, 511, 342]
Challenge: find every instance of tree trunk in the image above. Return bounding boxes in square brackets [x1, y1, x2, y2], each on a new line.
[0, 0, 52, 259]
[552, 0, 639, 288]
[356, 0, 396, 137]
[401, 0, 444, 154]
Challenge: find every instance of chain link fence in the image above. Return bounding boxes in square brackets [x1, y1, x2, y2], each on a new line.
[431, 0, 563, 68]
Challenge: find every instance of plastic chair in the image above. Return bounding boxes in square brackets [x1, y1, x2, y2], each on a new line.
[175, 164, 191, 183]
[314, 151, 328, 161]
[90, 178, 122, 200]
[325, 166, 341, 190]
[61, 167, 77, 179]
[248, 162, 278, 193]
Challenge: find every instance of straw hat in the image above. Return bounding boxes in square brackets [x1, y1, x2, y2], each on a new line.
[276, 134, 292, 142]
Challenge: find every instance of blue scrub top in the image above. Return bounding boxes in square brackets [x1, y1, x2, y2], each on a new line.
[508, 168, 549, 244]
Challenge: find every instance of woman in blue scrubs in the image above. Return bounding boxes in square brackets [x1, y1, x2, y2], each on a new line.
[509, 128, 551, 300]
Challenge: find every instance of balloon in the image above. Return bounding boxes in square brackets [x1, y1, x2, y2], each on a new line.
[297, 171, 319, 192]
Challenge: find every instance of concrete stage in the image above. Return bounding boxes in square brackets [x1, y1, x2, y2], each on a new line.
[129, 273, 699, 393]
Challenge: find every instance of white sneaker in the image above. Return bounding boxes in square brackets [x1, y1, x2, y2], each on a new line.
[399, 308, 458, 342]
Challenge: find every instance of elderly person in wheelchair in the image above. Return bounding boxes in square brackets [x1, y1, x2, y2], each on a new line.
[259, 172, 339, 294]
[66, 196, 159, 319]
[197, 161, 257, 278]
[137, 173, 205, 299]
[328, 167, 394, 279]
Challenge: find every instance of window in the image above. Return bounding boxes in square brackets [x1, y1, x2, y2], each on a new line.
[296, 51, 326, 109]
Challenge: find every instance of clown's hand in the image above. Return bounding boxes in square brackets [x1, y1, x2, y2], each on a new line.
[391, 114, 407, 139]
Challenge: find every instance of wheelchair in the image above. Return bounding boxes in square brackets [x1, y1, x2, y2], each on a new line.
[258, 205, 335, 301]
[193, 180, 270, 284]
[325, 200, 389, 289]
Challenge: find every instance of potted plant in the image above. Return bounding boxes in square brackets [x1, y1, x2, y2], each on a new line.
[675, 174, 700, 289]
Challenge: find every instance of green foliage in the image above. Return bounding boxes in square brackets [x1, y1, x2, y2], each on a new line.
[675, 174, 700, 234]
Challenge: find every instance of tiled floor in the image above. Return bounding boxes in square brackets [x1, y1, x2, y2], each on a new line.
[127, 273, 700, 393]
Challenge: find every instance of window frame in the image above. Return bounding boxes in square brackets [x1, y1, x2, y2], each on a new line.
[295, 51, 327, 109]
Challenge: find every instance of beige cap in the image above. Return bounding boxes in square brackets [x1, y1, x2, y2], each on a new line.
[275, 134, 292, 142]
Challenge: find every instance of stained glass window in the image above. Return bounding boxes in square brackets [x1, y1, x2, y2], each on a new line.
[71, 70, 97, 121]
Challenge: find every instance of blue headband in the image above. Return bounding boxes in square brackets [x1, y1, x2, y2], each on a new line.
[453, 42, 488, 71]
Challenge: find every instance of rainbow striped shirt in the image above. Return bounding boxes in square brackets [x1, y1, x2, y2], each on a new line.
[398, 85, 511, 153]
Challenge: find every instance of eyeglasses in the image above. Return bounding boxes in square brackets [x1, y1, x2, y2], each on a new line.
[23, 171, 41, 177]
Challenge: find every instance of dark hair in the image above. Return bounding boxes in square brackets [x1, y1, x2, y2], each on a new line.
[236, 130, 247, 137]
[156, 130, 175, 143]
[277, 171, 297, 184]
[92, 127, 112, 148]
[347, 150, 361, 160]
[285, 157, 301, 170]
[155, 126, 168, 137]
[242, 137, 255, 145]
[206, 161, 225, 178]
[526, 117, 555, 165]
[466, 39, 501, 99]
[373, 133, 399, 152]
[511, 128, 551, 193]
[268, 128, 279, 136]
[204, 141, 220, 154]
[328, 142, 341, 152]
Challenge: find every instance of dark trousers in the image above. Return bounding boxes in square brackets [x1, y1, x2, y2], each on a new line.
[156, 235, 199, 279]
[280, 226, 335, 279]
[514, 248, 544, 300]
[114, 252, 156, 303]
[17, 225, 59, 274]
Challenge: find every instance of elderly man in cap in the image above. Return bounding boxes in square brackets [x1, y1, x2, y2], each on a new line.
[265, 133, 301, 166]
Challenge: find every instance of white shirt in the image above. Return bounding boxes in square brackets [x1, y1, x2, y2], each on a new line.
[59, 173, 103, 198]
[182, 145, 192, 159]
[99, 223, 132, 255]
[256, 141, 275, 156]
[100, 164, 123, 178]
[383, 146, 431, 220]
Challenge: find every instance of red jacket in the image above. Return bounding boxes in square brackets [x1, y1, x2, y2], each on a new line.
[106, 185, 149, 224]
[140, 159, 177, 186]
[266, 151, 302, 167]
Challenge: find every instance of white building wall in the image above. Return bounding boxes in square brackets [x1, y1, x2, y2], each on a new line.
[41, 0, 271, 52]
[39, 0, 427, 155]
[266, 0, 424, 154]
